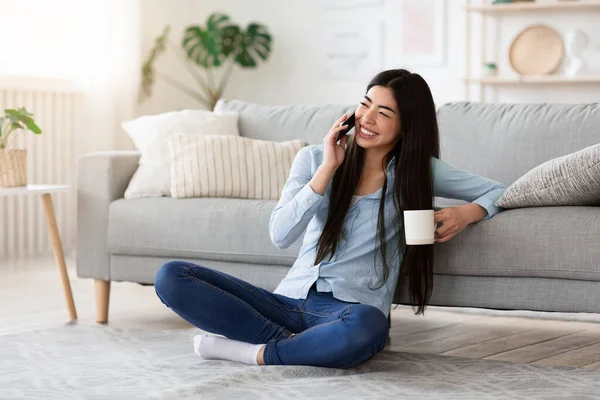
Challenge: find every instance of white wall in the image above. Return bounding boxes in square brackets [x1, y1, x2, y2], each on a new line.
[136, 0, 466, 116]
[132, 0, 600, 148]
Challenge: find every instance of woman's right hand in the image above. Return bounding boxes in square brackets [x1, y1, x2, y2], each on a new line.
[322, 114, 350, 172]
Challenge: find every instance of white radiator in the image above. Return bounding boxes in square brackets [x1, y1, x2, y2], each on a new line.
[0, 79, 79, 259]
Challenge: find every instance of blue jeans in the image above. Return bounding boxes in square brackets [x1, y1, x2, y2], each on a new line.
[154, 260, 390, 369]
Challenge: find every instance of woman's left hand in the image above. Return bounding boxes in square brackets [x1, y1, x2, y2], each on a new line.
[433, 207, 471, 243]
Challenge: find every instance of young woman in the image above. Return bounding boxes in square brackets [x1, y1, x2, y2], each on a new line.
[154, 69, 506, 369]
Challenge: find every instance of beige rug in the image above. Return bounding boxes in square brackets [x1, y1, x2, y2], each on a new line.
[1, 324, 600, 399]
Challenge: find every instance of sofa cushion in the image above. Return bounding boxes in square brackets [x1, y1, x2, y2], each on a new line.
[433, 206, 600, 282]
[107, 199, 600, 282]
[214, 99, 355, 145]
[168, 134, 306, 200]
[496, 143, 600, 208]
[436, 102, 600, 187]
[106, 197, 301, 265]
[122, 110, 240, 199]
[216, 99, 600, 191]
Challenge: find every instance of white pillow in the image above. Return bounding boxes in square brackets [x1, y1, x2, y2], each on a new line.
[122, 110, 240, 198]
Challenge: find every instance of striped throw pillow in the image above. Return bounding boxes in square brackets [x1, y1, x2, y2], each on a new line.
[168, 134, 306, 200]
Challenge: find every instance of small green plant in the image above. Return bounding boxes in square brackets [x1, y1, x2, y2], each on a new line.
[0, 107, 42, 150]
[139, 12, 273, 111]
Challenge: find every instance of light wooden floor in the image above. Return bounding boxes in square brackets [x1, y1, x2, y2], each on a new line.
[2, 255, 600, 369]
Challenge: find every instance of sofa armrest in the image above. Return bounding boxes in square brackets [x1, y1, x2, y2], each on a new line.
[76, 151, 141, 280]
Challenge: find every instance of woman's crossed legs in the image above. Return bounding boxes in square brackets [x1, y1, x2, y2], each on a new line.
[154, 260, 389, 369]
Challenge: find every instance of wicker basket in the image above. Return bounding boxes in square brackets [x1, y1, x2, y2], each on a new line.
[0, 149, 27, 188]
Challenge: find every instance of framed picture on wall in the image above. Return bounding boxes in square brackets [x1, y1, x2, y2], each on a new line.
[321, 21, 385, 80]
[399, 0, 446, 66]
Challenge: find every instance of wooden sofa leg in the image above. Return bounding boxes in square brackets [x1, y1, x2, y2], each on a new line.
[95, 279, 111, 324]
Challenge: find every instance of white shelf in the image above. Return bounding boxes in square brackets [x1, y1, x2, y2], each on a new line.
[465, 75, 600, 84]
[467, 0, 600, 14]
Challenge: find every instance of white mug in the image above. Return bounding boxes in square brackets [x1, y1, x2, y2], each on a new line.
[404, 210, 436, 245]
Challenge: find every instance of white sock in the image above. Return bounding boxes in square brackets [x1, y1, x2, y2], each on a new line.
[193, 334, 265, 365]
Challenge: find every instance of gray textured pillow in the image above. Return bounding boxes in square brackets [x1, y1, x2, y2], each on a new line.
[496, 143, 600, 209]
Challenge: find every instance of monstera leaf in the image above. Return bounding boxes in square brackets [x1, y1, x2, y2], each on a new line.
[182, 14, 271, 69]
[221, 24, 242, 57]
[235, 23, 272, 67]
[182, 13, 240, 68]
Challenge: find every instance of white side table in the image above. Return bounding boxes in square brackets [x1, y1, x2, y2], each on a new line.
[0, 184, 77, 321]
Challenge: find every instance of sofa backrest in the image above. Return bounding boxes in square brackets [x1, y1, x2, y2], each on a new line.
[437, 102, 600, 186]
[216, 99, 600, 186]
[215, 99, 354, 145]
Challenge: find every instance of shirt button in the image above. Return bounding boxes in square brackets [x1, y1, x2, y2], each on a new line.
[295, 217, 300, 222]
[308, 199, 313, 204]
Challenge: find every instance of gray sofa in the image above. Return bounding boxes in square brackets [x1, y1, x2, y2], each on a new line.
[77, 100, 600, 323]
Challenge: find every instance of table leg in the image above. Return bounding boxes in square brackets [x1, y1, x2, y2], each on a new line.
[41, 193, 78, 321]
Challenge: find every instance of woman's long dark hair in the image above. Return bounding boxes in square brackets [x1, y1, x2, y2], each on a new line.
[314, 69, 440, 315]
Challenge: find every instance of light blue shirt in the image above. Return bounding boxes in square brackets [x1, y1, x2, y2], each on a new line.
[270, 145, 506, 318]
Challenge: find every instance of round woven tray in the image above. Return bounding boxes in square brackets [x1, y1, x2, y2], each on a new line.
[509, 25, 564, 75]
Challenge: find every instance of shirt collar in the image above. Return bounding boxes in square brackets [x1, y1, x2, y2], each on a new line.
[385, 155, 396, 186]
[386, 156, 396, 173]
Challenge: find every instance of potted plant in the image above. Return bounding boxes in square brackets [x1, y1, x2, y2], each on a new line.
[482, 62, 499, 77]
[0, 107, 42, 188]
[139, 12, 273, 111]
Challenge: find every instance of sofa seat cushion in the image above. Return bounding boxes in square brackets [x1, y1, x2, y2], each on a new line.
[434, 206, 600, 281]
[106, 197, 301, 265]
[107, 199, 600, 282]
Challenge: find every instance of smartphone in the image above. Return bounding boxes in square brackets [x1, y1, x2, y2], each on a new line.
[336, 112, 356, 142]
